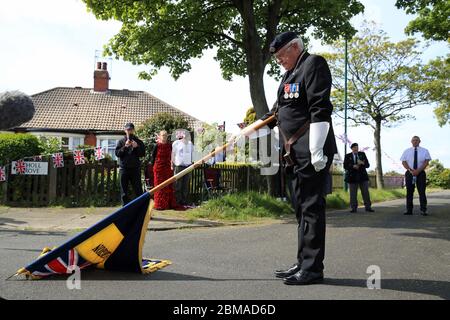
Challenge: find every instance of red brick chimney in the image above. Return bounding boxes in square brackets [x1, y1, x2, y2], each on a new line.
[93, 62, 110, 92]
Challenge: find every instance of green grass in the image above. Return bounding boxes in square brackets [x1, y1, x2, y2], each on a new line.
[188, 188, 410, 222]
[187, 191, 294, 221]
[326, 188, 407, 209]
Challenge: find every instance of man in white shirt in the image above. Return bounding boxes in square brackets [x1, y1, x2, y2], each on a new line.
[172, 133, 193, 205]
[400, 136, 432, 215]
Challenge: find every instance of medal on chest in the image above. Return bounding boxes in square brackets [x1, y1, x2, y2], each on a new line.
[283, 83, 300, 99]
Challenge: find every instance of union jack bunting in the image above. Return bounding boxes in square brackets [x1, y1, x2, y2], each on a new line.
[94, 147, 105, 161]
[14, 159, 26, 174]
[237, 122, 247, 129]
[73, 150, 85, 166]
[0, 166, 6, 182]
[52, 152, 64, 168]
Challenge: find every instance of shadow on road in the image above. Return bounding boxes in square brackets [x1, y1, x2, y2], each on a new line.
[0, 229, 68, 236]
[323, 192, 450, 242]
[11, 270, 448, 299]
[325, 278, 450, 300]
[0, 217, 27, 227]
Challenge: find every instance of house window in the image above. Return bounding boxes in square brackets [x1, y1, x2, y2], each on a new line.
[71, 137, 84, 149]
[30, 132, 84, 151]
[97, 138, 121, 160]
[61, 137, 70, 150]
[61, 137, 84, 150]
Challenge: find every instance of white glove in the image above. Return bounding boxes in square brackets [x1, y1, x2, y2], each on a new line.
[309, 122, 330, 172]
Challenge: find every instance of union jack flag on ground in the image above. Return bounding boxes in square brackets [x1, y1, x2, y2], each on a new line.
[73, 150, 85, 166]
[14, 159, 26, 174]
[17, 193, 171, 279]
[94, 147, 105, 161]
[23, 248, 92, 278]
[0, 166, 6, 181]
[52, 152, 64, 168]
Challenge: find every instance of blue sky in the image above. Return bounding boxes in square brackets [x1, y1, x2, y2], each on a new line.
[0, 0, 449, 172]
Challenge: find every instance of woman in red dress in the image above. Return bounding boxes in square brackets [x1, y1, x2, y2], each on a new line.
[151, 130, 178, 210]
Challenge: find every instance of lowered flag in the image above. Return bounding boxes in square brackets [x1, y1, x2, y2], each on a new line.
[16, 192, 171, 279]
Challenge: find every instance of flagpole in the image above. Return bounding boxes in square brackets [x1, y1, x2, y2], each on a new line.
[343, 38, 348, 191]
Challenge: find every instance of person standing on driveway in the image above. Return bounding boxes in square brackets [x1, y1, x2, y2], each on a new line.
[344, 143, 374, 213]
[400, 136, 431, 215]
[115, 122, 145, 206]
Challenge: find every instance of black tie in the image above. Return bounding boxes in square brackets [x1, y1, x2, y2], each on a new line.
[413, 147, 418, 169]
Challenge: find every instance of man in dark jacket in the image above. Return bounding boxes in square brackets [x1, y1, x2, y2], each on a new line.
[115, 123, 145, 206]
[343, 143, 374, 213]
[248, 31, 337, 285]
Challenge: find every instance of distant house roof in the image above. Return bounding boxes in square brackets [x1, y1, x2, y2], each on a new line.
[18, 87, 202, 133]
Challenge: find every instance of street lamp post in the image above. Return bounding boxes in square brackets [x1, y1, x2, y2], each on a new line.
[343, 39, 348, 191]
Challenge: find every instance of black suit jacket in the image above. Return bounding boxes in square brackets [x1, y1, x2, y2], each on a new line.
[115, 135, 145, 169]
[344, 152, 370, 183]
[261, 51, 338, 178]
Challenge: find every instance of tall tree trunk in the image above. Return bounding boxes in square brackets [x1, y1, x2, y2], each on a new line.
[235, 0, 270, 118]
[373, 120, 384, 189]
[248, 67, 269, 118]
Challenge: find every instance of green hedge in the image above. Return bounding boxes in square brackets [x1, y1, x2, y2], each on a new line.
[0, 133, 43, 165]
[428, 168, 450, 189]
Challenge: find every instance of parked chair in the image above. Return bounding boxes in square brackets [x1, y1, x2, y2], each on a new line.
[203, 166, 230, 200]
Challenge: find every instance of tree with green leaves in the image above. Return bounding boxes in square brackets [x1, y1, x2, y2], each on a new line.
[395, 1, 449, 127]
[323, 23, 434, 189]
[136, 112, 190, 164]
[395, 0, 450, 42]
[82, 0, 363, 118]
[243, 107, 257, 125]
[419, 55, 450, 127]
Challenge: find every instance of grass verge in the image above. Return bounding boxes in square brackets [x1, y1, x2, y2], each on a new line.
[187, 188, 413, 222]
[186, 191, 293, 221]
[326, 188, 407, 209]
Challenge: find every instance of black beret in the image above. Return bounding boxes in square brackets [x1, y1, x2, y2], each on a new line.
[350, 143, 358, 148]
[269, 31, 298, 54]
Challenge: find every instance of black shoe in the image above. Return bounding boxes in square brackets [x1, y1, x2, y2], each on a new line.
[274, 263, 301, 279]
[421, 211, 428, 216]
[366, 208, 375, 212]
[404, 212, 413, 215]
[283, 270, 324, 285]
[350, 209, 357, 213]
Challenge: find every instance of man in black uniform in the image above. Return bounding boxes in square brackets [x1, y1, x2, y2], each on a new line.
[115, 122, 146, 206]
[250, 32, 337, 285]
[343, 143, 374, 213]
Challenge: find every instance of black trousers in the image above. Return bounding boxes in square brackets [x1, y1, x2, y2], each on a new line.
[174, 165, 191, 205]
[292, 162, 331, 273]
[119, 167, 143, 206]
[405, 171, 427, 212]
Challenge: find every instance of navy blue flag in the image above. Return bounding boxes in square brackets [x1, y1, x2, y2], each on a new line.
[17, 193, 171, 279]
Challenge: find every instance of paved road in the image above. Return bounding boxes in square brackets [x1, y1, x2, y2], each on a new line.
[1, 191, 449, 300]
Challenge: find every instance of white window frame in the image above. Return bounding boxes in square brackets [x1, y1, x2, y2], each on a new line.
[96, 135, 123, 160]
[29, 132, 85, 150]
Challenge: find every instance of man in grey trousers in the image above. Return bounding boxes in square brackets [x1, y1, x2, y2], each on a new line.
[344, 143, 374, 213]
